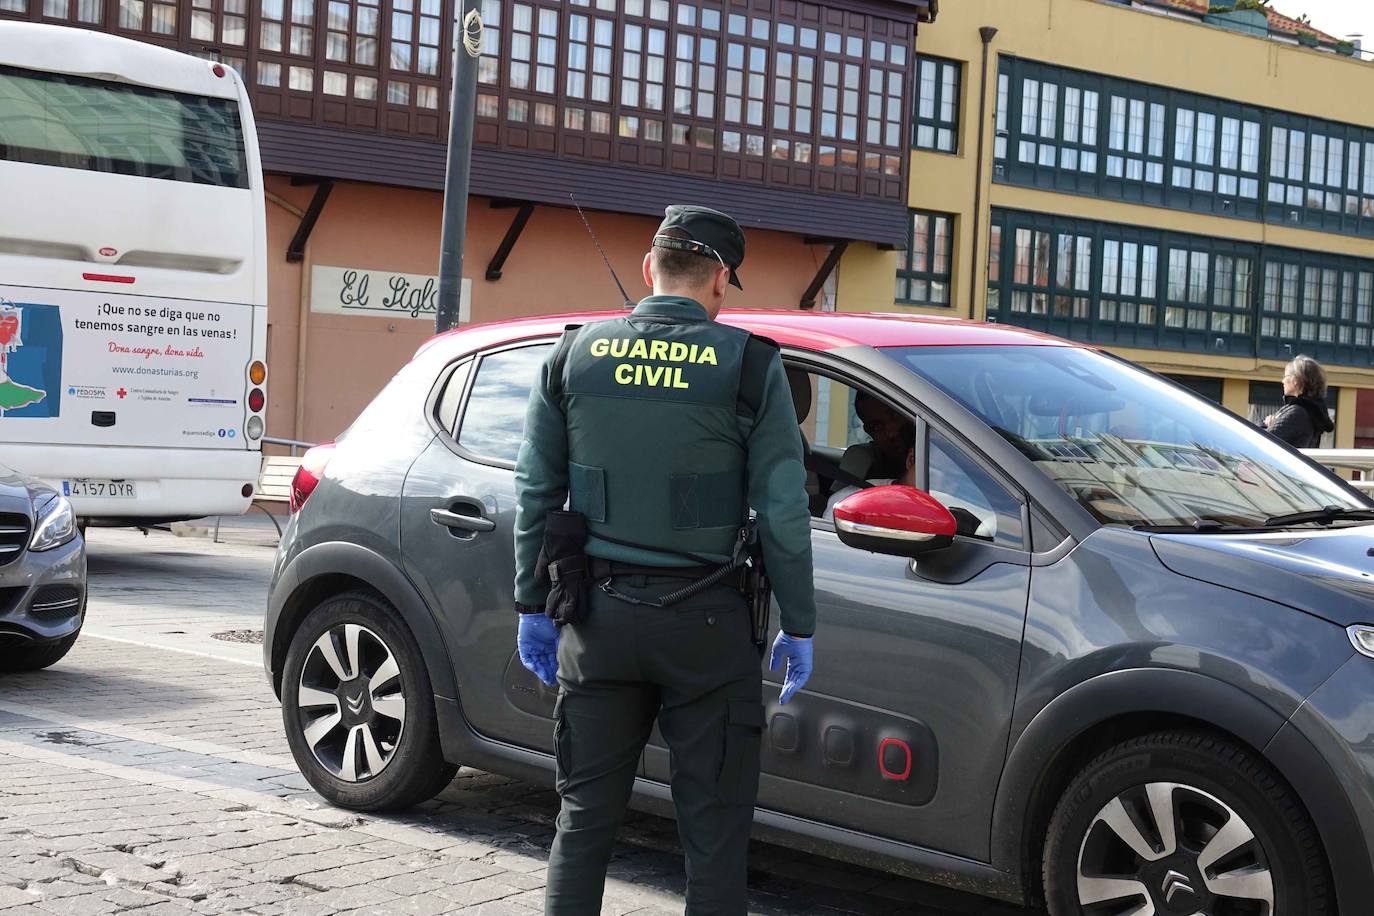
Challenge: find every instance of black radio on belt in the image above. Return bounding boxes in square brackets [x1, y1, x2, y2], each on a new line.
[741, 519, 772, 657]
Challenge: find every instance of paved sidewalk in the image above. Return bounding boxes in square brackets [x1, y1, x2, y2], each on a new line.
[0, 637, 1029, 915]
[80, 527, 277, 665]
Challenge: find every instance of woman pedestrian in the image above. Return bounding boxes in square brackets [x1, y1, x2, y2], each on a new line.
[1263, 355, 1334, 448]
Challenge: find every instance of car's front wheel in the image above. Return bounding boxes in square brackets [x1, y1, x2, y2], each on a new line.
[281, 591, 457, 811]
[1044, 730, 1331, 916]
[0, 630, 80, 672]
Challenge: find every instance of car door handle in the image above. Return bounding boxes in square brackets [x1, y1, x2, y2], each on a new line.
[430, 507, 496, 533]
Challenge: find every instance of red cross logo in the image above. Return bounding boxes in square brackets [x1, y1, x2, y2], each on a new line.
[116, 388, 127, 399]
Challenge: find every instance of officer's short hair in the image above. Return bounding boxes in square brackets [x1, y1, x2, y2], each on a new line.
[1286, 354, 1327, 400]
[650, 228, 723, 287]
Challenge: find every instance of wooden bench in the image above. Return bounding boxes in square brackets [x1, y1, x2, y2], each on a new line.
[213, 454, 302, 541]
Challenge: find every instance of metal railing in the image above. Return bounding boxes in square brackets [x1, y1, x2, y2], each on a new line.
[1303, 449, 1374, 494]
[263, 435, 317, 457]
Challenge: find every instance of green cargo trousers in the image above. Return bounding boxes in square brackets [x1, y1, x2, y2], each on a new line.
[545, 576, 765, 916]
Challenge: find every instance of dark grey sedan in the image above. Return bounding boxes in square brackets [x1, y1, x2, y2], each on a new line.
[266, 310, 1374, 915]
[0, 465, 86, 672]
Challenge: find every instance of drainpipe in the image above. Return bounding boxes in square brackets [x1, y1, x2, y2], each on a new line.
[968, 26, 999, 318]
[293, 238, 312, 445]
[264, 191, 313, 445]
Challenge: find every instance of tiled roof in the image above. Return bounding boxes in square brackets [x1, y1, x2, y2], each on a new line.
[1148, 0, 1340, 43]
[1262, 6, 1339, 41]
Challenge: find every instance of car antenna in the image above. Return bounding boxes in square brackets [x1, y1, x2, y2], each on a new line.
[569, 192, 634, 309]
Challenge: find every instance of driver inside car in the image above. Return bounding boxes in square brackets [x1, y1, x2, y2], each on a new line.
[841, 392, 914, 481]
[824, 443, 916, 519]
[826, 434, 994, 540]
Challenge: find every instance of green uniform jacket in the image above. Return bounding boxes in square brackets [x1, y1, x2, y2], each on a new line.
[513, 296, 817, 637]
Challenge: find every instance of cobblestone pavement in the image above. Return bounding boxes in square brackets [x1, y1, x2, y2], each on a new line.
[0, 527, 1041, 915]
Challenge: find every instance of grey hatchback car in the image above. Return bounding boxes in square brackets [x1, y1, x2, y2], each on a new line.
[267, 310, 1374, 915]
[0, 464, 86, 672]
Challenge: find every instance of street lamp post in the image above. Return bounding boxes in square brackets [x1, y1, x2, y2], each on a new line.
[436, 0, 482, 333]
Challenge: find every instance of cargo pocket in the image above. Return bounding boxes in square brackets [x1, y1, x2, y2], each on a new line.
[553, 694, 572, 795]
[717, 698, 765, 805]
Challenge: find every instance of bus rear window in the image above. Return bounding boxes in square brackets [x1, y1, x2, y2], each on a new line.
[0, 65, 247, 189]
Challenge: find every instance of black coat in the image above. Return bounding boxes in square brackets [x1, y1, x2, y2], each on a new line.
[1266, 395, 1334, 449]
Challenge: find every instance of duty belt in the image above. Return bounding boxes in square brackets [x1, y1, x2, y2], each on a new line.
[590, 557, 747, 607]
[589, 557, 747, 589]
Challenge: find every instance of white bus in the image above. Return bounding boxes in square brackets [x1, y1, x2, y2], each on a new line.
[0, 22, 268, 524]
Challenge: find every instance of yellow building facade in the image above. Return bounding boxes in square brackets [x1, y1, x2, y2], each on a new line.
[836, 0, 1374, 448]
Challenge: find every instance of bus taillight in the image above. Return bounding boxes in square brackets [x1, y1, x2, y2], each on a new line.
[245, 362, 266, 440]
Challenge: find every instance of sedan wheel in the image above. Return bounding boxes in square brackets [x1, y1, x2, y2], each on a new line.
[281, 592, 457, 811]
[0, 630, 80, 672]
[1044, 731, 1332, 916]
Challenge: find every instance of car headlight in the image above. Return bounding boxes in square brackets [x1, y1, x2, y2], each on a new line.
[30, 494, 76, 552]
[1349, 625, 1374, 659]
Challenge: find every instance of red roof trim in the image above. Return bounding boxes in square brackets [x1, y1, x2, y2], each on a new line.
[414, 309, 1077, 361]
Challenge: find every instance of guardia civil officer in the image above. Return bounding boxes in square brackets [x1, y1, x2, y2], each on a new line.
[512, 205, 816, 916]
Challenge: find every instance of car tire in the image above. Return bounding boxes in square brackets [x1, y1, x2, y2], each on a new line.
[0, 630, 80, 673]
[1043, 730, 1331, 916]
[281, 591, 457, 811]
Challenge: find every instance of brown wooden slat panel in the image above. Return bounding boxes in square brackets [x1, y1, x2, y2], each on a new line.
[2, 0, 923, 220]
[256, 120, 907, 244]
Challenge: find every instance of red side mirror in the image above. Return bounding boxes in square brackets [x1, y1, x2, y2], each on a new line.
[833, 485, 957, 557]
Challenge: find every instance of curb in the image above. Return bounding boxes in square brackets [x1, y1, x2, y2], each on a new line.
[170, 521, 213, 538]
[167, 518, 282, 545]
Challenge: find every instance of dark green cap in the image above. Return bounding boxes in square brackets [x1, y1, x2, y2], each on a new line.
[653, 204, 746, 289]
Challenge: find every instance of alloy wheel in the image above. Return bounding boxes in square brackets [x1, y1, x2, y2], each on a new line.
[295, 622, 406, 782]
[1076, 781, 1274, 916]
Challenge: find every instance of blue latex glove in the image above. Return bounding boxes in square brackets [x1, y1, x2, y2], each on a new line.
[769, 632, 813, 705]
[517, 613, 560, 687]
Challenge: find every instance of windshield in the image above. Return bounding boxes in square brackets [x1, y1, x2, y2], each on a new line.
[890, 345, 1363, 529]
[0, 65, 248, 188]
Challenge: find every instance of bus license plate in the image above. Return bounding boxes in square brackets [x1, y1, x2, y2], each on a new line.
[65, 479, 137, 499]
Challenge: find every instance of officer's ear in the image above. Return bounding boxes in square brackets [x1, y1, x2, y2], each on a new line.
[642, 252, 655, 289]
[713, 265, 730, 299]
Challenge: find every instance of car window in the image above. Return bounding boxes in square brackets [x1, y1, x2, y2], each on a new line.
[800, 376, 874, 452]
[788, 362, 1024, 546]
[927, 430, 1025, 549]
[457, 345, 551, 463]
[787, 365, 913, 518]
[434, 360, 472, 436]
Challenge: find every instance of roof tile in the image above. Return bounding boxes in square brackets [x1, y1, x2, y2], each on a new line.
[1150, 0, 1339, 42]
